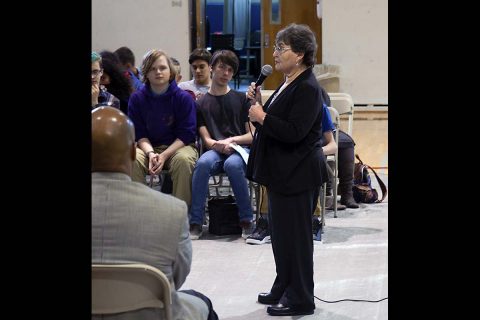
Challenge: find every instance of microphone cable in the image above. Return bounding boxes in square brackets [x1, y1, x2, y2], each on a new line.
[248, 121, 254, 139]
[314, 295, 388, 303]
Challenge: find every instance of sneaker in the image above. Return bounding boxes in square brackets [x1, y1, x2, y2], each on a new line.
[239, 220, 254, 239]
[312, 218, 322, 241]
[246, 217, 271, 245]
[189, 224, 203, 240]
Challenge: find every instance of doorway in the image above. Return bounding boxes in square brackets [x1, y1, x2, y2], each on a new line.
[261, 0, 322, 89]
[196, 0, 261, 85]
[193, 0, 322, 90]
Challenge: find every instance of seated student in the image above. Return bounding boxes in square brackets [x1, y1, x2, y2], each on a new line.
[92, 106, 218, 320]
[128, 49, 198, 207]
[170, 57, 183, 83]
[91, 51, 120, 109]
[115, 46, 144, 91]
[99, 51, 134, 115]
[319, 90, 359, 210]
[246, 101, 337, 245]
[99, 49, 121, 66]
[178, 48, 212, 100]
[171, 56, 196, 100]
[189, 49, 255, 240]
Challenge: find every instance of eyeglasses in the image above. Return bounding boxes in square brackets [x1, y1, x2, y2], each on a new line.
[91, 69, 103, 78]
[273, 44, 291, 54]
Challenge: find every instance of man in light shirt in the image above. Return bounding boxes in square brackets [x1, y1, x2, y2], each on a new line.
[178, 48, 212, 100]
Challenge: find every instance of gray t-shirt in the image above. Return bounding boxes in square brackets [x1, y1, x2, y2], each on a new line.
[178, 79, 210, 98]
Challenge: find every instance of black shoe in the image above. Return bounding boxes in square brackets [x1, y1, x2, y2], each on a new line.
[189, 224, 203, 240]
[257, 292, 280, 305]
[246, 217, 270, 245]
[312, 218, 322, 241]
[267, 304, 314, 316]
[239, 220, 254, 239]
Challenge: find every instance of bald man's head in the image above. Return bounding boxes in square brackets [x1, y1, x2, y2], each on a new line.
[92, 106, 136, 175]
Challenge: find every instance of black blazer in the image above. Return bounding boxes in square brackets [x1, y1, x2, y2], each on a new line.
[246, 68, 328, 195]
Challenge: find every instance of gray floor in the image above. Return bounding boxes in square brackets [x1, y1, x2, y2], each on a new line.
[180, 173, 388, 320]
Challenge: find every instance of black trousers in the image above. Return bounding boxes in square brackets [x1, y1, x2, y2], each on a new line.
[267, 187, 319, 311]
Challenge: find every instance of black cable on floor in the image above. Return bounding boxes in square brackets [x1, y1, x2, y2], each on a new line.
[314, 295, 388, 303]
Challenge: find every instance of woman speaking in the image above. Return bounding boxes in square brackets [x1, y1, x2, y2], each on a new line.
[246, 23, 329, 317]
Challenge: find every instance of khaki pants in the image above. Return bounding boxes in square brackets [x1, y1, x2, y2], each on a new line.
[132, 144, 198, 206]
[259, 185, 322, 217]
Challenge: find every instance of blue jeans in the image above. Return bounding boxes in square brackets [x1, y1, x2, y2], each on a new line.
[189, 149, 253, 225]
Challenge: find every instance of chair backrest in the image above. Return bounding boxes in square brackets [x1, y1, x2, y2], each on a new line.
[211, 33, 235, 52]
[327, 106, 340, 128]
[328, 92, 354, 135]
[92, 263, 172, 320]
[260, 90, 275, 105]
[250, 30, 261, 46]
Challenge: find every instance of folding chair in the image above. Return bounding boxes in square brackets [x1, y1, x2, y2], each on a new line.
[328, 92, 354, 135]
[148, 170, 170, 191]
[320, 107, 341, 227]
[92, 263, 172, 320]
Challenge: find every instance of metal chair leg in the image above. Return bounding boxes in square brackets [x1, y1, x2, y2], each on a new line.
[320, 182, 327, 228]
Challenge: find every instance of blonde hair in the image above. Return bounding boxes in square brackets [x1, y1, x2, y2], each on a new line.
[140, 49, 177, 84]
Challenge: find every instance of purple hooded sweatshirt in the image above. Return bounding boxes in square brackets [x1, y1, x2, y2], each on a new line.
[128, 80, 196, 146]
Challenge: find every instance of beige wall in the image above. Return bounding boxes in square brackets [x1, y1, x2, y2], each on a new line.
[323, 0, 388, 105]
[92, 0, 191, 82]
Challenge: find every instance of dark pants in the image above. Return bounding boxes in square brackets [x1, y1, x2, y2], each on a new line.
[267, 187, 319, 311]
[325, 131, 356, 198]
[179, 289, 219, 320]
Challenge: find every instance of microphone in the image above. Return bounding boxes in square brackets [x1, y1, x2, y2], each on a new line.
[254, 64, 273, 89]
[249, 64, 273, 107]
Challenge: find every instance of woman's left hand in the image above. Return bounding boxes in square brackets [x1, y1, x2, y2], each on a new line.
[249, 102, 266, 124]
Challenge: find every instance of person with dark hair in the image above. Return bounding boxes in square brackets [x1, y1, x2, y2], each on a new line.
[189, 49, 254, 240]
[99, 50, 121, 66]
[128, 49, 198, 208]
[91, 51, 120, 109]
[178, 48, 212, 100]
[99, 52, 134, 114]
[92, 106, 218, 320]
[115, 46, 143, 91]
[246, 23, 328, 316]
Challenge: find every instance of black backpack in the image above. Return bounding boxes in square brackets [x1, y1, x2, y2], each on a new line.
[352, 154, 387, 203]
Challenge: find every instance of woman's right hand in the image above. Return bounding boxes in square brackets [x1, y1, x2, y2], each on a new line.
[92, 84, 100, 106]
[246, 82, 261, 104]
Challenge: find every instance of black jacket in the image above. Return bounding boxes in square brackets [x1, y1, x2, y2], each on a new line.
[246, 68, 328, 195]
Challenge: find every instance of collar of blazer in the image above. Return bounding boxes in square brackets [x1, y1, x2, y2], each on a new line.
[264, 68, 313, 113]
